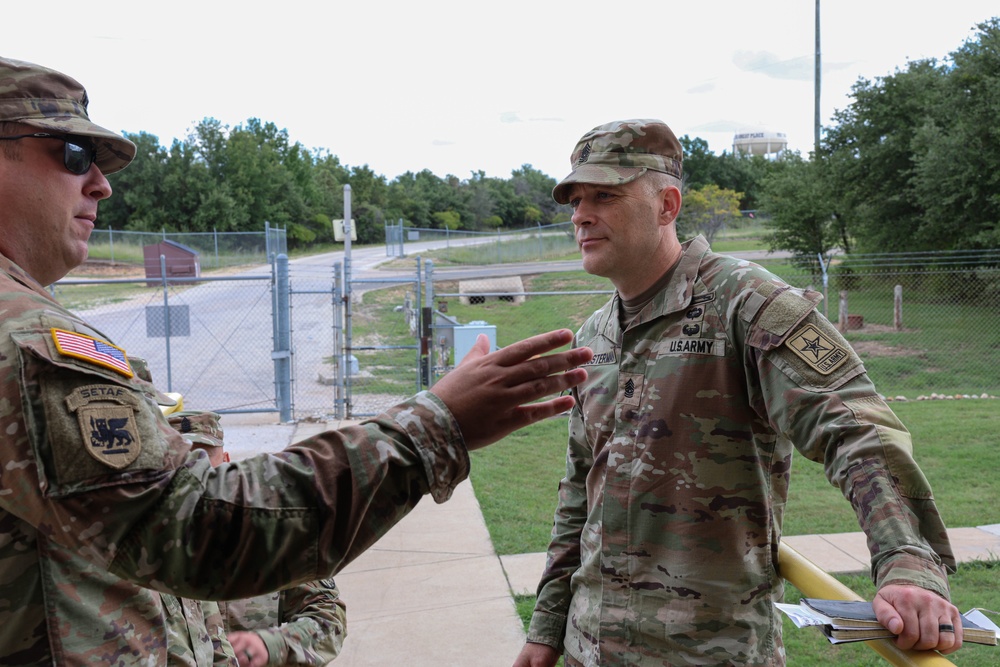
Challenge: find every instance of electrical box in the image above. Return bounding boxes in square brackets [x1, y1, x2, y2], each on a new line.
[332, 219, 357, 242]
[453, 321, 496, 363]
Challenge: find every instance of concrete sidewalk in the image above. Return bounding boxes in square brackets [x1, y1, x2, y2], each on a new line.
[221, 414, 1000, 667]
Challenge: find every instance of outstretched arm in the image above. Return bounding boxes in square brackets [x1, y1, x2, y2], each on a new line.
[430, 329, 591, 450]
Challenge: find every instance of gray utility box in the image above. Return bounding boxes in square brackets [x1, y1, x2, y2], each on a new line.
[453, 321, 497, 363]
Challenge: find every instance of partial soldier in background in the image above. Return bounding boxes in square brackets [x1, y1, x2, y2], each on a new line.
[513, 119, 963, 667]
[173, 413, 347, 667]
[0, 55, 592, 665]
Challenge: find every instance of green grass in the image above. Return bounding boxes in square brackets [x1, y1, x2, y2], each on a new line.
[512, 562, 1000, 667]
[480, 400, 1000, 664]
[471, 400, 1000, 556]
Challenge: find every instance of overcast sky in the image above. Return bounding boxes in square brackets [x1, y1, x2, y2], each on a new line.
[7, 1, 996, 181]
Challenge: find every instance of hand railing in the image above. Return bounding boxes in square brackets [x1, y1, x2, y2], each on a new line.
[779, 542, 957, 666]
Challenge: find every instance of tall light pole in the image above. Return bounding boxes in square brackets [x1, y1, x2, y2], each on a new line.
[814, 0, 822, 156]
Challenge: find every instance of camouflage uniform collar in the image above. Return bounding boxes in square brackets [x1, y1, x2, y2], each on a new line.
[601, 235, 712, 335]
[0, 250, 53, 299]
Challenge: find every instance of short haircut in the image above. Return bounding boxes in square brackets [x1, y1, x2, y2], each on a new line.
[639, 170, 682, 197]
[0, 121, 23, 160]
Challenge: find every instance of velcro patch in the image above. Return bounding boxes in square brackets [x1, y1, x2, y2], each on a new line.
[52, 328, 133, 378]
[784, 323, 850, 375]
[65, 385, 143, 468]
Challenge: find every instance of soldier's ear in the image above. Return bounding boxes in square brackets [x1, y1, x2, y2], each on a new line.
[659, 186, 682, 225]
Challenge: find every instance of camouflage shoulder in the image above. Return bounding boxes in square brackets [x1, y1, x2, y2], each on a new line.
[740, 283, 865, 390]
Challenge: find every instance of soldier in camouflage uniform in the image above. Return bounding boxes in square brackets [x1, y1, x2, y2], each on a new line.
[514, 119, 964, 667]
[180, 421, 347, 667]
[161, 593, 238, 666]
[220, 581, 346, 667]
[0, 55, 591, 665]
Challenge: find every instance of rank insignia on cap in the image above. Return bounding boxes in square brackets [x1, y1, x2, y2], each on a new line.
[51, 328, 133, 378]
[577, 142, 592, 165]
[65, 385, 143, 469]
[785, 323, 849, 375]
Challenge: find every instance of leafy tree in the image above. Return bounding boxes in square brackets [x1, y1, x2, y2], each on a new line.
[510, 164, 560, 223]
[104, 131, 168, 230]
[824, 58, 946, 252]
[432, 210, 461, 230]
[909, 18, 1000, 250]
[759, 154, 841, 273]
[346, 165, 389, 244]
[679, 184, 743, 245]
[679, 135, 773, 211]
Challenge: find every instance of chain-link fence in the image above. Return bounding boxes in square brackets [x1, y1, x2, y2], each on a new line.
[52, 246, 998, 421]
[86, 225, 288, 270]
[384, 220, 577, 264]
[415, 251, 1000, 401]
[53, 272, 279, 414]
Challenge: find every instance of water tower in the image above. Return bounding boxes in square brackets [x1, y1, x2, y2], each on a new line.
[732, 130, 787, 157]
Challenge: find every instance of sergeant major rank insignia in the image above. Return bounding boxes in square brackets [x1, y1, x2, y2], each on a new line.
[785, 323, 849, 375]
[65, 385, 143, 469]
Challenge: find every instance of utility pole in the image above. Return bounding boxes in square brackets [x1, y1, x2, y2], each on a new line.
[814, 0, 822, 156]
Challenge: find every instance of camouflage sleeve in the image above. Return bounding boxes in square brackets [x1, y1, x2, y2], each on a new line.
[255, 579, 346, 666]
[5, 321, 468, 601]
[747, 290, 954, 598]
[527, 397, 591, 649]
[201, 600, 239, 666]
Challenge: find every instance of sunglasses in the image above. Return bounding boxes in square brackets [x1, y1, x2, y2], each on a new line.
[0, 132, 98, 175]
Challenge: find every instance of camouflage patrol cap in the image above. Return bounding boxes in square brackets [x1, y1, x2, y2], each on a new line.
[553, 119, 683, 204]
[0, 56, 135, 174]
[168, 410, 225, 449]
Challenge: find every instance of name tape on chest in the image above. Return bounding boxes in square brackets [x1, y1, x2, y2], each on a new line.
[583, 348, 618, 366]
[658, 338, 727, 357]
[51, 328, 133, 378]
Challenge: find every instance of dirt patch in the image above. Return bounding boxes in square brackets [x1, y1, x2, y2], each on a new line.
[67, 259, 145, 278]
[845, 324, 924, 358]
[851, 340, 923, 358]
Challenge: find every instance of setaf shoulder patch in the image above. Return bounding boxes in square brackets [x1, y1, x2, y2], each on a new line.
[784, 323, 850, 375]
[65, 385, 143, 468]
[51, 328, 133, 378]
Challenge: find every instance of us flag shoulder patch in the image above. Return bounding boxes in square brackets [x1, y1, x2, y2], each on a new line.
[51, 328, 133, 378]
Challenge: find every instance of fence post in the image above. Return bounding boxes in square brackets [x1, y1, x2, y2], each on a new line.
[416, 256, 424, 392]
[343, 185, 353, 419]
[838, 291, 848, 333]
[894, 285, 903, 331]
[332, 262, 344, 420]
[425, 260, 435, 388]
[159, 255, 173, 392]
[108, 226, 115, 265]
[272, 254, 292, 422]
[817, 252, 829, 318]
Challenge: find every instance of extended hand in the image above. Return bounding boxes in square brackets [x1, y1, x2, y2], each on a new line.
[429, 329, 591, 451]
[873, 584, 963, 654]
[228, 631, 269, 667]
[512, 642, 562, 667]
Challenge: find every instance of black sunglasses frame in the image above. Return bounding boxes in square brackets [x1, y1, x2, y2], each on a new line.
[0, 132, 98, 175]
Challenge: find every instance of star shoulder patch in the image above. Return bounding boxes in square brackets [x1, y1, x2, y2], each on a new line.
[784, 323, 850, 375]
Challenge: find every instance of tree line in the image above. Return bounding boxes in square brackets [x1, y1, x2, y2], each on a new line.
[103, 18, 999, 260]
